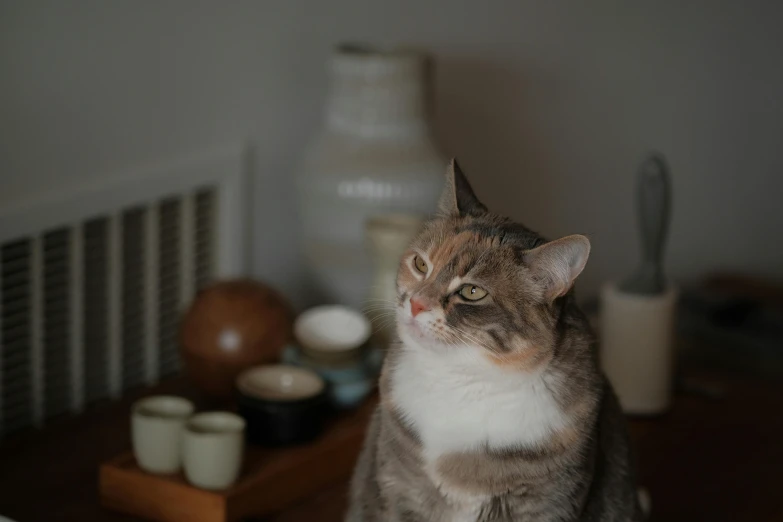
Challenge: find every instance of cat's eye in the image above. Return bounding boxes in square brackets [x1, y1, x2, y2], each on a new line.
[413, 255, 428, 274]
[458, 284, 488, 301]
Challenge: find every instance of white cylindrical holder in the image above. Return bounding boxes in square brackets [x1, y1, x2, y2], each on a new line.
[599, 282, 678, 415]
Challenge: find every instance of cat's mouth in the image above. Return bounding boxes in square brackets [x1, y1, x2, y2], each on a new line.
[400, 315, 424, 335]
[397, 313, 428, 343]
[398, 314, 450, 349]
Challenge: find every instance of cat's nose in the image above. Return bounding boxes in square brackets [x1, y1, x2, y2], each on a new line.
[410, 297, 430, 317]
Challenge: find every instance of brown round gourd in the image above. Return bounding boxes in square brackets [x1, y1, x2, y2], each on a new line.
[179, 279, 293, 398]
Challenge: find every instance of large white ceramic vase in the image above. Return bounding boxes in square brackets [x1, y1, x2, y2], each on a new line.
[296, 44, 445, 309]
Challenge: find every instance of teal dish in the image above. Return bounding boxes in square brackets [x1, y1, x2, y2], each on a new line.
[282, 344, 382, 409]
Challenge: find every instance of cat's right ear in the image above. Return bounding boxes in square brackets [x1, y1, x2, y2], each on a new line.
[523, 235, 591, 302]
[437, 158, 488, 217]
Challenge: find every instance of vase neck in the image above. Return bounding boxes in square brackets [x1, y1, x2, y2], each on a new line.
[325, 46, 432, 139]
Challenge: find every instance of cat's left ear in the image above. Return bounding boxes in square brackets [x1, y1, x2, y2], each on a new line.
[523, 235, 591, 301]
[438, 158, 488, 217]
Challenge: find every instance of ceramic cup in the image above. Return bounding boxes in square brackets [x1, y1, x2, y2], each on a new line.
[236, 364, 329, 446]
[131, 395, 195, 474]
[182, 412, 246, 490]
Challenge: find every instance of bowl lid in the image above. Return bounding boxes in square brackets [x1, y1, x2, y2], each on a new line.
[294, 305, 371, 353]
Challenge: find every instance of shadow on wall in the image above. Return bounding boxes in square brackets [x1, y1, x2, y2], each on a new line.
[431, 54, 635, 297]
[433, 54, 564, 236]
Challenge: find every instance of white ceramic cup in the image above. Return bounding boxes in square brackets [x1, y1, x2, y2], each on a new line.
[131, 395, 195, 474]
[182, 411, 246, 490]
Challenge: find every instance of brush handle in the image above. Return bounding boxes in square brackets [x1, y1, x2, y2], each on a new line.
[635, 153, 672, 290]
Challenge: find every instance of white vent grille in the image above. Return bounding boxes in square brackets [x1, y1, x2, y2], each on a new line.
[84, 217, 109, 405]
[1, 240, 33, 434]
[0, 147, 248, 438]
[42, 228, 72, 420]
[158, 197, 184, 377]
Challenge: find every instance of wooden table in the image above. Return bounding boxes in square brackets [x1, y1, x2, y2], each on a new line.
[0, 368, 781, 522]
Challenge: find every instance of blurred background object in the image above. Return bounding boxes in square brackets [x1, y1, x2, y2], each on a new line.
[296, 44, 444, 308]
[287, 304, 381, 409]
[235, 364, 329, 446]
[677, 273, 783, 379]
[600, 152, 678, 415]
[179, 279, 293, 399]
[618, 153, 672, 296]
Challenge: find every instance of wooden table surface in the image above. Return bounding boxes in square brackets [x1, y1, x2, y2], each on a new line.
[0, 368, 781, 522]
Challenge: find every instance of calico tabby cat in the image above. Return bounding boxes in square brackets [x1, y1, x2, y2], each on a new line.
[347, 160, 644, 521]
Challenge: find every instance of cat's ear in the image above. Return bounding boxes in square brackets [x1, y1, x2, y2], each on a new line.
[437, 158, 488, 217]
[523, 235, 591, 301]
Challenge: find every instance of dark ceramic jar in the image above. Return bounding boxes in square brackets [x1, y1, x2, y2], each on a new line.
[235, 365, 329, 446]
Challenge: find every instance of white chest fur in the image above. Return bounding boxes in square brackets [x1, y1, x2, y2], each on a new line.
[390, 345, 569, 463]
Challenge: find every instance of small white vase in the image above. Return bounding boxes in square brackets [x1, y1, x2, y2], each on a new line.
[296, 44, 445, 309]
[365, 213, 425, 349]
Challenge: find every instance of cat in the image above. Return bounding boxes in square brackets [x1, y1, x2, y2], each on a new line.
[346, 159, 645, 522]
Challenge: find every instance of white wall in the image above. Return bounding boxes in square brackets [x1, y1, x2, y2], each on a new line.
[2, 0, 781, 307]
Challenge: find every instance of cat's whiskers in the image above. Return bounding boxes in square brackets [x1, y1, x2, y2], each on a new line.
[362, 304, 397, 315]
[362, 294, 398, 301]
[366, 312, 400, 339]
[448, 325, 496, 354]
[448, 326, 520, 366]
[447, 324, 488, 348]
[370, 317, 397, 331]
[363, 307, 396, 315]
[362, 296, 398, 304]
[362, 300, 397, 310]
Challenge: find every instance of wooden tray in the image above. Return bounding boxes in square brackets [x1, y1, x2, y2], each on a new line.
[100, 396, 377, 522]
